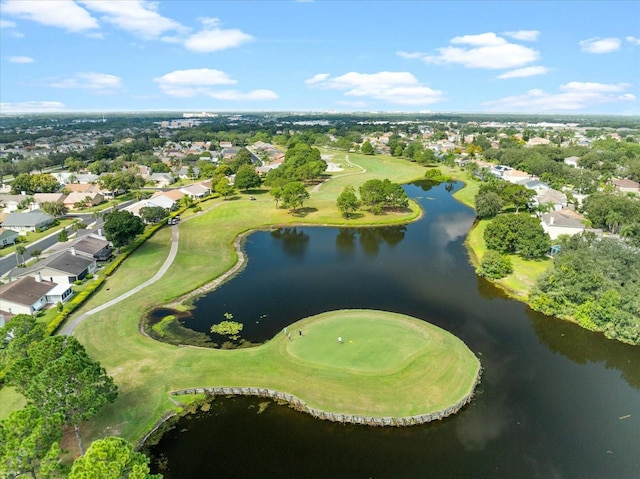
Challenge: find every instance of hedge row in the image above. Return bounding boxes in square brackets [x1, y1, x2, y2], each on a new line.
[46, 216, 176, 334]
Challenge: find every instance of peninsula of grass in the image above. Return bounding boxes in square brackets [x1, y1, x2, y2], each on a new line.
[172, 310, 482, 421]
[0, 153, 480, 448]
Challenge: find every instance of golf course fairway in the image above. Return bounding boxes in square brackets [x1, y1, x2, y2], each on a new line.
[174, 310, 482, 423]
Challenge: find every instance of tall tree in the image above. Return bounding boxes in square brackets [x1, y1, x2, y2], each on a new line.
[139, 206, 168, 224]
[0, 406, 64, 479]
[15, 244, 26, 267]
[0, 314, 46, 380]
[215, 177, 234, 199]
[281, 181, 309, 212]
[41, 201, 68, 217]
[69, 436, 161, 479]
[104, 210, 145, 249]
[336, 185, 360, 218]
[484, 213, 550, 259]
[234, 164, 261, 191]
[475, 191, 503, 219]
[6, 336, 118, 454]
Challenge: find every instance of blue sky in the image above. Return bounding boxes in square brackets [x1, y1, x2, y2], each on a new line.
[1, 0, 639, 114]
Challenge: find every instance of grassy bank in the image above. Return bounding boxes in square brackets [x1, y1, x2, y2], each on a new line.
[1, 153, 435, 447]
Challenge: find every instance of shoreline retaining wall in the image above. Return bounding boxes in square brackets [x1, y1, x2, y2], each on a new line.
[170, 368, 482, 427]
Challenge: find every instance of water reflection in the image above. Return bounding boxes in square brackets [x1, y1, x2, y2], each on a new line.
[151, 181, 640, 479]
[269, 227, 310, 259]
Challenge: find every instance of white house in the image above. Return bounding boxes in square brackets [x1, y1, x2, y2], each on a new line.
[541, 209, 590, 240]
[0, 275, 65, 316]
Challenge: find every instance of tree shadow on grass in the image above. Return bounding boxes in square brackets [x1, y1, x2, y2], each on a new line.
[343, 212, 365, 220]
[290, 207, 318, 218]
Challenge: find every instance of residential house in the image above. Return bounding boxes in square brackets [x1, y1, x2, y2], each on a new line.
[180, 182, 210, 199]
[526, 137, 551, 147]
[564, 156, 580, 168]
[48, 233, 113, 261]
[612, 178, 640, 194]
[0, 228, 19, 247]
[125, 195, 175, 218]
[10, 249, 97, 285]
[540, 209, 593, 240]
[0, 275, 71, 316]
[33, 192, 66, 208]
[1, 210, 54, 234]
[534, 188, 567, 211]
[502, 168, 533, 184]
[148, 173, 175, 188]
[63, 191, 104, 210]
[0, 194, 36, 213]
[516, 179, 550, 192]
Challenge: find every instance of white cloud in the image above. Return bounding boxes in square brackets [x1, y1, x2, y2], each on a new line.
[421, 32, 539, 69]
[396, 51, 426, 59]
[0, 101, 66, 112]
[579, 37, 621, 54]
[305, 73, 330, 85]
[306, 71, 446, 106]
[80, 0, 186, 39]
[0, 19, 17, 28]
[483, 81, 635, 112]
[2, 0, 98, 32]
[48, 72, 123, 94]
[209, 89, 278, 101]
[9, 56, 34, 63]
[153, 68, 275, 101]
[626, 36, 640, 46]
[503, 30, 540, 41]
[183, 26, 253, 52]
[497, 66, 550, 79]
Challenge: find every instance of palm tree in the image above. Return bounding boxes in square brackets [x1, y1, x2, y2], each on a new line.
[15, 244, 26, 266]
[606, 210, 624, 235]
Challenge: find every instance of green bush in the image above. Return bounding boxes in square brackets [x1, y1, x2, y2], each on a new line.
[476, 250, 513, 279]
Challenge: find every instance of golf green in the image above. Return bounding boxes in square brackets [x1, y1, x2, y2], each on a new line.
[286, 311, 432, 373]
[250, 309, 482, 418]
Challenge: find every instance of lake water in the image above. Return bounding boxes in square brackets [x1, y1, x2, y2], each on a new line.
[148, 181, 640, 478]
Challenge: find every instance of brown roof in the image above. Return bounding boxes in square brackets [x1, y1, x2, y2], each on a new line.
[152, 189, 184, 200]
[0, 276, 55, 306]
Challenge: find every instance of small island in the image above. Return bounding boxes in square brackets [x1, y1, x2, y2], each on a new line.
[171, 310, 482, 424]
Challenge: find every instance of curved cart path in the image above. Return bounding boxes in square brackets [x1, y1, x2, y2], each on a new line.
[60, 200, 224, 336]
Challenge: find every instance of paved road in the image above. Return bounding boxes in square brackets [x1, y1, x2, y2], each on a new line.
[59, 225, 180, 336]
[0, 200, 134, 278]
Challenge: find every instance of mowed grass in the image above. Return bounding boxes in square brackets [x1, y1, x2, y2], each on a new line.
[466, 219, 552, 299]
[0, 152, 482, 449]
[287, 311, 432, 373]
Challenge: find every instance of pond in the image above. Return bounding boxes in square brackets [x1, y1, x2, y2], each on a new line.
[148, 181, 640, 479]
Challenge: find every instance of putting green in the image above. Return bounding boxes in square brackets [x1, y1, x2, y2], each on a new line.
[286, 311, 432, 373]
[232, 309, 482, 418]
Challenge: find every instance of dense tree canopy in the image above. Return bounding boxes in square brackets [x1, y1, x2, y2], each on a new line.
[234, 164, 261, 191]
[139, 206, 168, 224]
[69, 436, 161, 479]
[104, 210, 145, 248]
[264, 143, 326, 187]
[11, 173, 59, 194]
[484, 213, 551, 259]
[0, 406, 64, 479]
[6, 335, 118, 454]
[359, 179, 409, 214]
[530, 233, 640, 344]
[475, 191, 503, 219]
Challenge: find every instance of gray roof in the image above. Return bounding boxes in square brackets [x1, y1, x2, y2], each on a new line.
[0, 276, 56, 306]
[11, 250, 94, 279]
[543, 209, 585, 228]
[1, 210, 54, 228]
[49, 234, 110, 256]
[45, 251, 94, 275]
